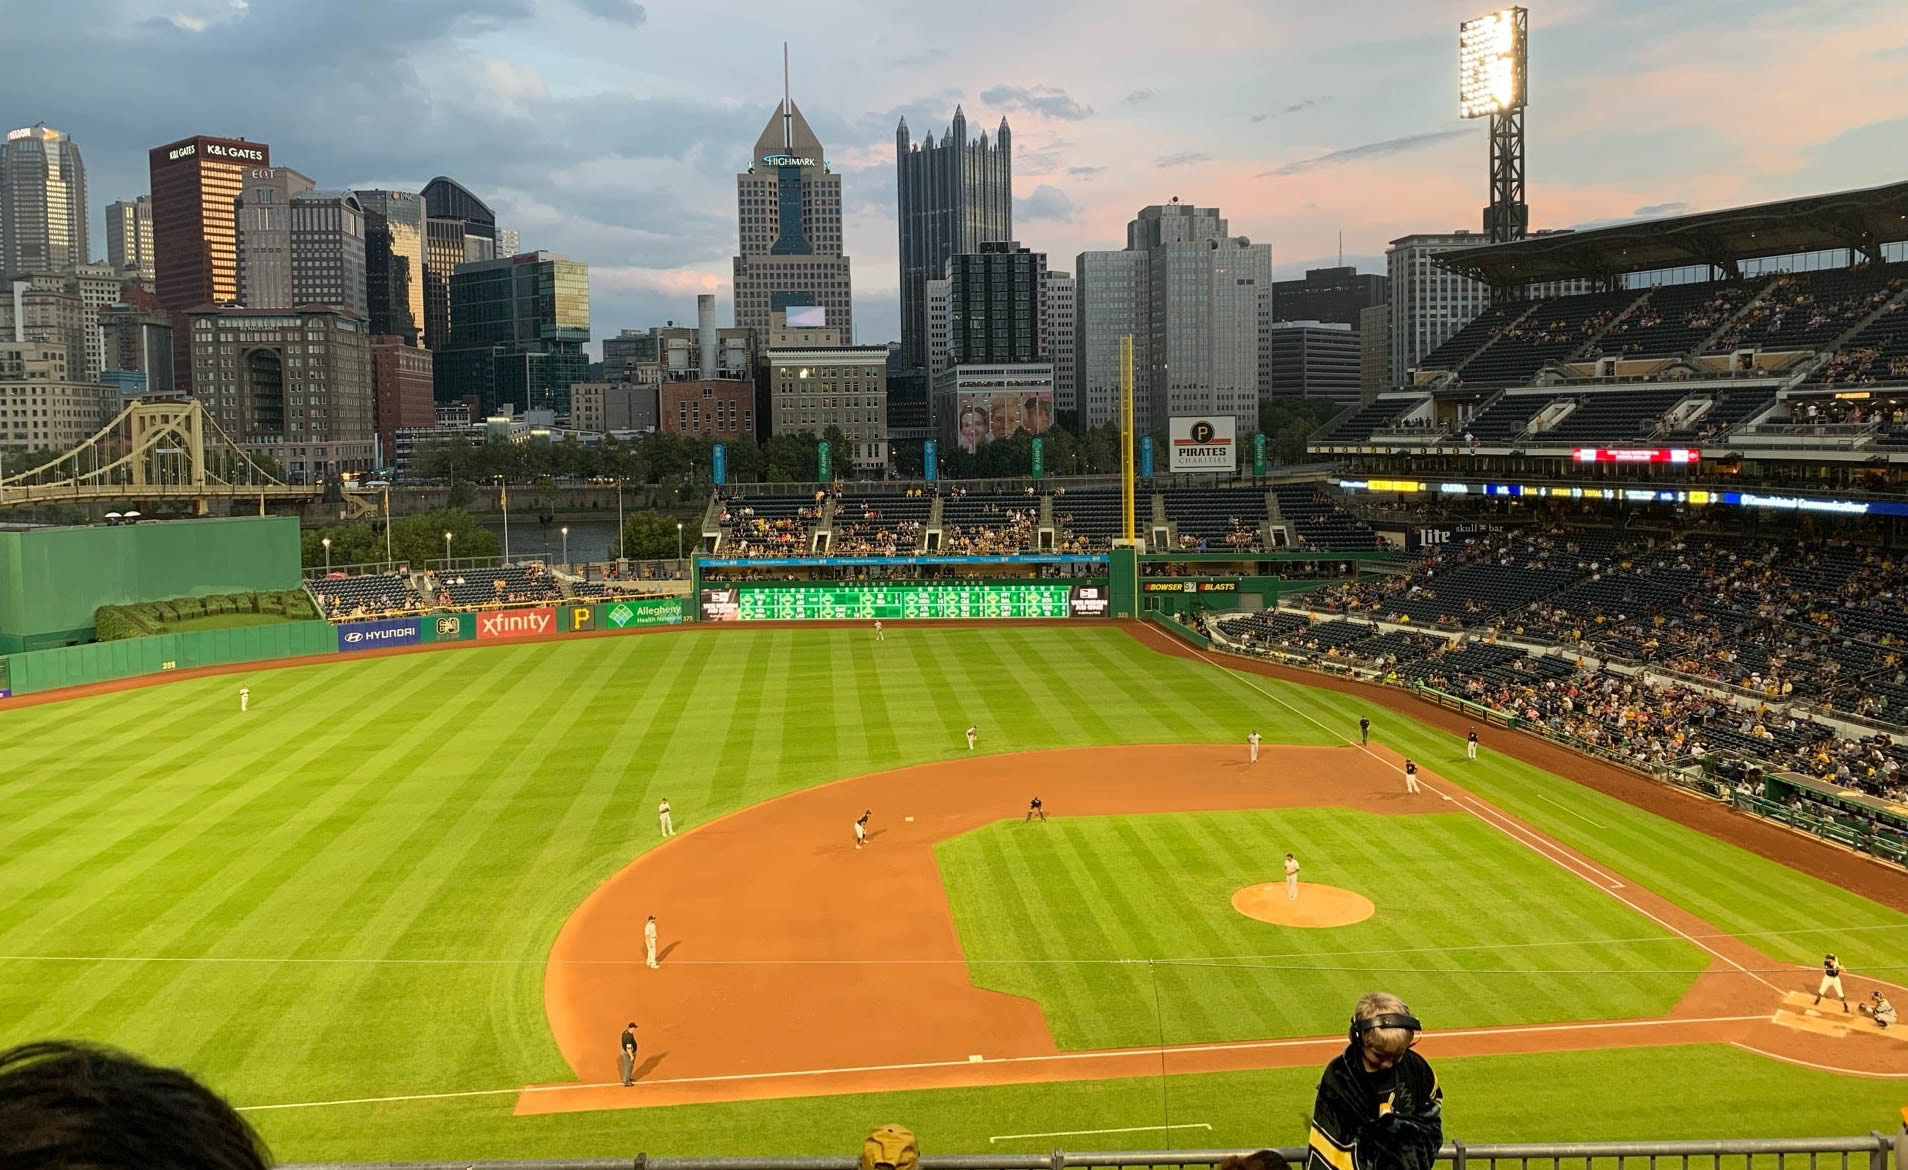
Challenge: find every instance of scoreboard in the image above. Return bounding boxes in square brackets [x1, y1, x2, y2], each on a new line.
[700, 581, 1109, 622]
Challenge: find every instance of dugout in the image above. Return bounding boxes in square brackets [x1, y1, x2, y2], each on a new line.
[0, 516, 301, 651]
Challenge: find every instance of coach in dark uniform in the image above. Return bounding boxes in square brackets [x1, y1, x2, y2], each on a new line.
[1306, 993, 1442, 1170]
[618, 1022, 638, 1087]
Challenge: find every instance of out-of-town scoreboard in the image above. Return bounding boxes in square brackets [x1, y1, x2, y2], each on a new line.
[700, 581, 1109, 621]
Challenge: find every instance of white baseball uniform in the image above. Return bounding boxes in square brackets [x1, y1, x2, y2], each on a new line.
[658, 800, 674, 837]
[1284, 856, 1300, 900]
[854, 819, 867, 848]
[1818, 967, 1846, 999]
[875, 620, 884, 641]
[1466, 732, 1478, 760]
[966, 726, 977, 750]
[1874, 997, 1896, 1027]
[644, 919, 658, 968]
[1404, 763, 1420, 793]
[1249, 732, 1261, 763]
[239, 687, 249, 712]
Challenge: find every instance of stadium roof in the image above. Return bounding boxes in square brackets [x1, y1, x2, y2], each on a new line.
[1436, 180, 1908, 287]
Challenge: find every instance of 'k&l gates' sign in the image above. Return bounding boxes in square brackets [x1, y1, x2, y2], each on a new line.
[338, 618, 422, 652]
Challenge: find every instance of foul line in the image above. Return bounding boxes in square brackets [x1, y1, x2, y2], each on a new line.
[990, 1123, 1211, 1143]
[235, 1014, 1765, 1113]
[1728, 1042, 1908, 1080]
[1167, 641, 1783, 994]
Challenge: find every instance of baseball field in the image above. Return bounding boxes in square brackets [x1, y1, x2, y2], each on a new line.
[2, 623, 1905, 1162]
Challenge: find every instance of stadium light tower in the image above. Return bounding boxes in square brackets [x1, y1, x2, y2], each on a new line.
[1460, 7, 1529, 242]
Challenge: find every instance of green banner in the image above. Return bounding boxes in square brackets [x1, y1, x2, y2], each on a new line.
[1253, 432, 1267, 477]
[421, 613, 474, 643]
[818, 441, 831, 483]
[1031, 437, 1044, 480]
[558, 603, 596, 633]
[599, 597, 685, 628]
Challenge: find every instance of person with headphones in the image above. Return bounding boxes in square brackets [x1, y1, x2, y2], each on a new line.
[1306, 992, 1443, 1170]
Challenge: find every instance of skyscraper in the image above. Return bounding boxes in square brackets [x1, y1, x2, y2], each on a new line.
[1076, 203, 1270, 433]
[421, 176, 497, 350]
[235, 167, 317, 308]
[1271, 267, 1389, 330]
[1040, 270, 1076, 418]
[186, 304, 375, 479]
[0, 125, 88, 282]
[355, 189, 426, 346]
[496, 226, 520, 257]
[946, 241, 1044, 364]
[732, 82, 852, 346]
[148, 135, 270, 310]
[894, 107, 1012, 372]
[106, 196, 155, 285]
[432, 251, 589, 415]
[288, 190, 368, 317]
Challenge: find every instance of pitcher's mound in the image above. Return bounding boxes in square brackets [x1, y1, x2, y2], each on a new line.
[1232, 883, 1375, 927]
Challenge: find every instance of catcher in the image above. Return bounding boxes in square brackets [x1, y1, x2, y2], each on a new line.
[1306, 992, 1442, 1170]
[1857, 991, 1896, 1029]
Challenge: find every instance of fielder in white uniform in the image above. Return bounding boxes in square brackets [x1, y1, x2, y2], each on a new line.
[644, 915, 658, 969]
[1814, 954, 1849, 1011]
[1403, 759, 1421, 793]
[1249, 730, 1262, 763]
[875, 620, 884, 641]
[1284, 852, 1300, 900]
[855, 810, 871, 849]
[239, 686, 249, 712]
[658, 798, 674, 838]
[1466, 729, 1478, 760]
[965, 725, 977, 751]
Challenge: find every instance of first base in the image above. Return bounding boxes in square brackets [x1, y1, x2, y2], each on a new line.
[905, 816, 915, 822]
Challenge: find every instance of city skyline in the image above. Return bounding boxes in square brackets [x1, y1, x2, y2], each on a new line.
[4, 0, 1904, 354]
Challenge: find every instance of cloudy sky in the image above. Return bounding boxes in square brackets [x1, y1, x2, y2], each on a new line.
[15, 0, 1908, 354]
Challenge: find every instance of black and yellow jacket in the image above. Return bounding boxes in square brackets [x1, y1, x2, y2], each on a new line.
[1305, 1043, 1443, 1170]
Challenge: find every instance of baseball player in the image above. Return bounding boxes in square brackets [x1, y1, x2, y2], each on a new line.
[644, 914, 658, 969]
[1358, 717, 1371, 745]
[855, 809, 871, 849]
[239, 685, 249, 713]
[874, 619, 884, 642]
[965, 725, 977, 751]
[1466, 728, 1479, 760]
[1858, 990, 1895, 1028]
[1403, 759, 1421, 794]
[1248, 730, 1262, 763]
[1814, 953, 1850, 1011]
[1284, 852, 1300, 900]
[1025, 796, 1047, 823]
[658, 798, 675, 838]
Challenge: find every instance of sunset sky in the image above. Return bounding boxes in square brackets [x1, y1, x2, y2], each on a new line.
[16, 0, 1908, 351]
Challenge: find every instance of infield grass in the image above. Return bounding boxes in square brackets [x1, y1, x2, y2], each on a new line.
[937, 810, 1706, 1050]
[1, 625, 1904, 1161]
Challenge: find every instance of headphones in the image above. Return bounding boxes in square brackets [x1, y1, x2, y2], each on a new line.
[1350, 1009, 1423, 1047]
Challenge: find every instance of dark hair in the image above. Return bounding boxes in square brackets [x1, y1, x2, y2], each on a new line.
[0, 1041, 272, 1170]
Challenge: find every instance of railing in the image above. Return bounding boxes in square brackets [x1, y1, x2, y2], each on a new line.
[277, 1134, 1902, 1170]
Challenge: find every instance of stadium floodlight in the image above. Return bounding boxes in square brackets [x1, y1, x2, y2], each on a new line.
[1459, 8, 1527, 119]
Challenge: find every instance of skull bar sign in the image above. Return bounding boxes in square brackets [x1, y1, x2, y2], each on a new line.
[1169, 416, 1237, 473]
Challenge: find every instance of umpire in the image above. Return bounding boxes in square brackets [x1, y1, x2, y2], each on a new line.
[618, 1022, 638, 1087]
[1305, 992, 1442, 1170]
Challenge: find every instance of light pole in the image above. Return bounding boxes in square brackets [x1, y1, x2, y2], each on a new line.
[616, 476, 625, 563]
[677, 521, 684, 564]
[322, 536, 332, 573]
[497, 476, 511, 565]
[383, 485, 393, 568]
[443, 531, 453, 571]
[560, 525, 569, 569]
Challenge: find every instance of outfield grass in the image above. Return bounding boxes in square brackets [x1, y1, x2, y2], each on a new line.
[1, 625, 1903, 1161]
[160, 611, 305, 632]
[938, 810, 1706, 1050]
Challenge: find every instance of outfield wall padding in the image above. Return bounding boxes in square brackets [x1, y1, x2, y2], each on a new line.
[2, 620, 337, 695]
[0, 517, 301, 652]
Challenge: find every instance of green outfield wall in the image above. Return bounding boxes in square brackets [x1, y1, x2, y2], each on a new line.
[1, 620, 338, 695]
[0, 517, 301, 652]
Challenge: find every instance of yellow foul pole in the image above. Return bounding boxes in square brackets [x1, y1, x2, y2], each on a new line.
[1119, 334, 1135, 546]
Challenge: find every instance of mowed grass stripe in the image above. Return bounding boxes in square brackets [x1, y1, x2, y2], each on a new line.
[992, 628, 1124, 745]
[840, 627, 902, 763]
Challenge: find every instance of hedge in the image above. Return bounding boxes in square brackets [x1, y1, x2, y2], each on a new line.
[93, 589, 319, 641]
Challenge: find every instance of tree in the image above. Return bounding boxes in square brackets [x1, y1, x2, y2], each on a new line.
[397, 509, 501, 568]
[621, 509, 688, 560]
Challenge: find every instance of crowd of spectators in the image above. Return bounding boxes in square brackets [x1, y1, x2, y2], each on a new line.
[309, 573, 423, 619]
[832, 501, 924, 557]
[943, 502, 1034, 555]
